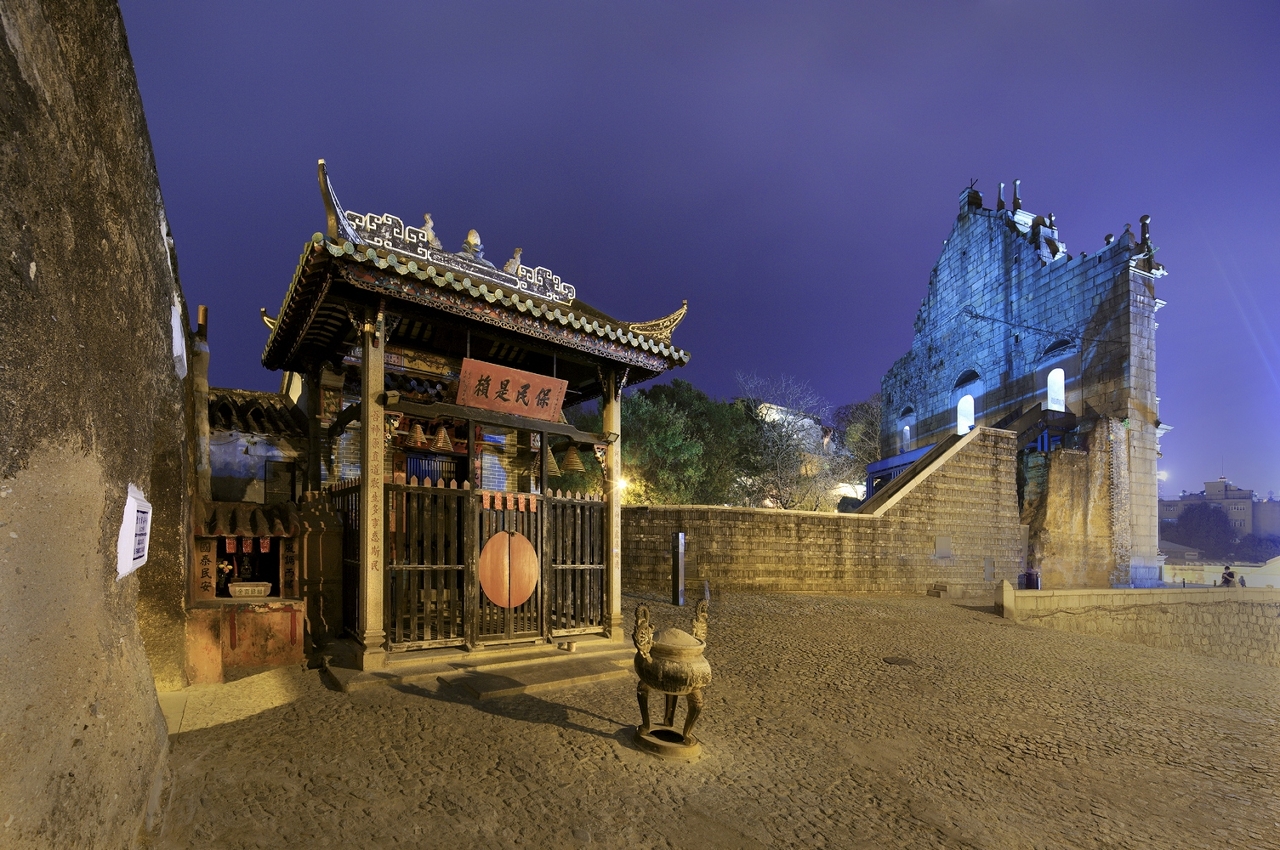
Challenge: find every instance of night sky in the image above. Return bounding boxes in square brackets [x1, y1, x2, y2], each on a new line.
[117, 1, 1279, 499]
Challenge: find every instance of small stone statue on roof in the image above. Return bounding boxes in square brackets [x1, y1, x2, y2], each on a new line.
[503, 247, 523, 275]
[460, 229, 495, 268]
[422, 214, 443, 250]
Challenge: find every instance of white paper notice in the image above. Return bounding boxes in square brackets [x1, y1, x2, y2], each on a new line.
[116, 484, 153, 579]
[171, 296, 188, 379]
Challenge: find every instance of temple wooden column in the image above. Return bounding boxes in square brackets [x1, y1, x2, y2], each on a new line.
[603, 369, 623, 638]
[358, 302, 387, 669]
[304, 368, 323, 493]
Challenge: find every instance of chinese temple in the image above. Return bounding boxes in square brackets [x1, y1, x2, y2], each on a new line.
[252, 161, 690, 669]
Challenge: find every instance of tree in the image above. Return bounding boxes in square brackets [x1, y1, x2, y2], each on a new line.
[638, 379, 761, 505]
[616, 392, 705, 505]
[564, 388, 709, 505]
[833, 393, 882, 483]
[1233, 533, 1280, 564]
[1163, 502, 1236, 558]
[735, 373, 853, 511]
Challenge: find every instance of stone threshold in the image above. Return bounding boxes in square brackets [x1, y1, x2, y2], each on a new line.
[321, 634, 632, 696]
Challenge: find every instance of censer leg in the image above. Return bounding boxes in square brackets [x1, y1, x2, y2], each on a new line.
[682, 688, 704, 744]
[663, 694, 679, 727]
[637, 680, 652, 733]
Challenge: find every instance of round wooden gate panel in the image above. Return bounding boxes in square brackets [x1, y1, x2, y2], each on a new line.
[506, 532, 539, 608]
[478, 531, 539, 609]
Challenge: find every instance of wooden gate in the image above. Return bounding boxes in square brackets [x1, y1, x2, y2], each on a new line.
[385, 483, 467, 649]
[475, 491, 542, 643]
[545, 494, 607, 635]
[370, 484, 607, 650]
[329, 480, 362, 638]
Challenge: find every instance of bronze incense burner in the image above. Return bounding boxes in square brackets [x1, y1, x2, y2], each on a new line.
[632, 600, 711, 758]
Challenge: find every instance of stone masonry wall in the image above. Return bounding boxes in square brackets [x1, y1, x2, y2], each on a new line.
[623, 428, 1023, 595]
[0, 1, 187, 845]
[1020, 447, 1114, 589]
[996, 584, 1280, 667]
[879, 190, 1165, 585]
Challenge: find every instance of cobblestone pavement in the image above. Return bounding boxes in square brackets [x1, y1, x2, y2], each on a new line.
[148, 593, 1280, 849]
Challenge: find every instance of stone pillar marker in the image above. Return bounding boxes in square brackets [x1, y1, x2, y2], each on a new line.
[358, 302, 387, 668]
[603, 369, 624, 639]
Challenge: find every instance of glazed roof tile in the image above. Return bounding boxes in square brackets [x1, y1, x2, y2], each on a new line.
[209, 388, 308, 438]
[202, 501, 301, 538]
[262, 234, 691, 372]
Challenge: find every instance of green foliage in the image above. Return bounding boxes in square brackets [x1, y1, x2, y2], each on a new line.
[563, 379, 761, 506]
[1233, 533, 1280, 564]
[1164, 502, 1236, 558]
[617, 391, 704, 505]
[638, 380, 761, 505]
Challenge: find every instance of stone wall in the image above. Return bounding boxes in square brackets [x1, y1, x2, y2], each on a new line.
[1019, 444, 1114, 588]
[623, 428, 1024, 595]
[996, 583, 1280, 667]
[0, 1, 186, 844]
[878, 188, 1165, 586]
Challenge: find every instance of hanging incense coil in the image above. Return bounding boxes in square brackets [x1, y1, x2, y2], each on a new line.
[431, 424, 454, 453]
[409, 423, 426, 446]
[544, 449, 561, 478]
[561, 444, 586, 474]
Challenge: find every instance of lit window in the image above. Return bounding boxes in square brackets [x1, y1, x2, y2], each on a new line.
[957, 395, 975, 434]
[901, 425, 911, 451]
[1047, 368, 1065, 412]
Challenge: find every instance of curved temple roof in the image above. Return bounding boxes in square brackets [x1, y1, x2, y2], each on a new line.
[262, 162, 690, 382]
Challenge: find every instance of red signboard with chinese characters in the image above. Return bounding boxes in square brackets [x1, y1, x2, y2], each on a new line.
[455, 358, 568, 422]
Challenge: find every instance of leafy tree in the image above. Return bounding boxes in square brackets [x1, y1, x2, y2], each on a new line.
[616, 392, 704, 505]
[564, 389, 708, 505]
[1233, 533, 1280, 564]
[638, 379, 761, 505]
[1163, 502, 1236, 558]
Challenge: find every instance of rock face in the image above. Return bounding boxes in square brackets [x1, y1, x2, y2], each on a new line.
[0, 1, 189, 844]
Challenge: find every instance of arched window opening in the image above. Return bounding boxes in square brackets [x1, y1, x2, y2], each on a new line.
[895, 406, 916, 454]
[957, 395, 975, 434]
[1047, 368, 1066, 412]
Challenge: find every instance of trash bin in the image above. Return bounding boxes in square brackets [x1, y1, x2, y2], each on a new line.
[1023, 571, 1041, 590]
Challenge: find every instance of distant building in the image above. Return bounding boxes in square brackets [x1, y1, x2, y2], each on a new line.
[1160, 477, 1280, 538]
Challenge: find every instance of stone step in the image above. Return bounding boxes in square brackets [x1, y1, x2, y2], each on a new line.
[437, 652, 633, 700]
[927, 583, 985, 600]
[322, 635, 629, 694]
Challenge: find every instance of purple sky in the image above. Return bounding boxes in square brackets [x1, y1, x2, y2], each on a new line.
[118, 1, 1280, 500]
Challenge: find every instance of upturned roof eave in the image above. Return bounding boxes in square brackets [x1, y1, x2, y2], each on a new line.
[262, 235, 692, 373]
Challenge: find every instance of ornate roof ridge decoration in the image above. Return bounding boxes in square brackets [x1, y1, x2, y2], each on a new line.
[324, 241, 690, 366]
[318, 159, 577, 304]
[627, 300, 687, 344]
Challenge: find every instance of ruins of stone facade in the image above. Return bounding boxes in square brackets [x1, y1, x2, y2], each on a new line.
[878, 184, 1168, 587]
